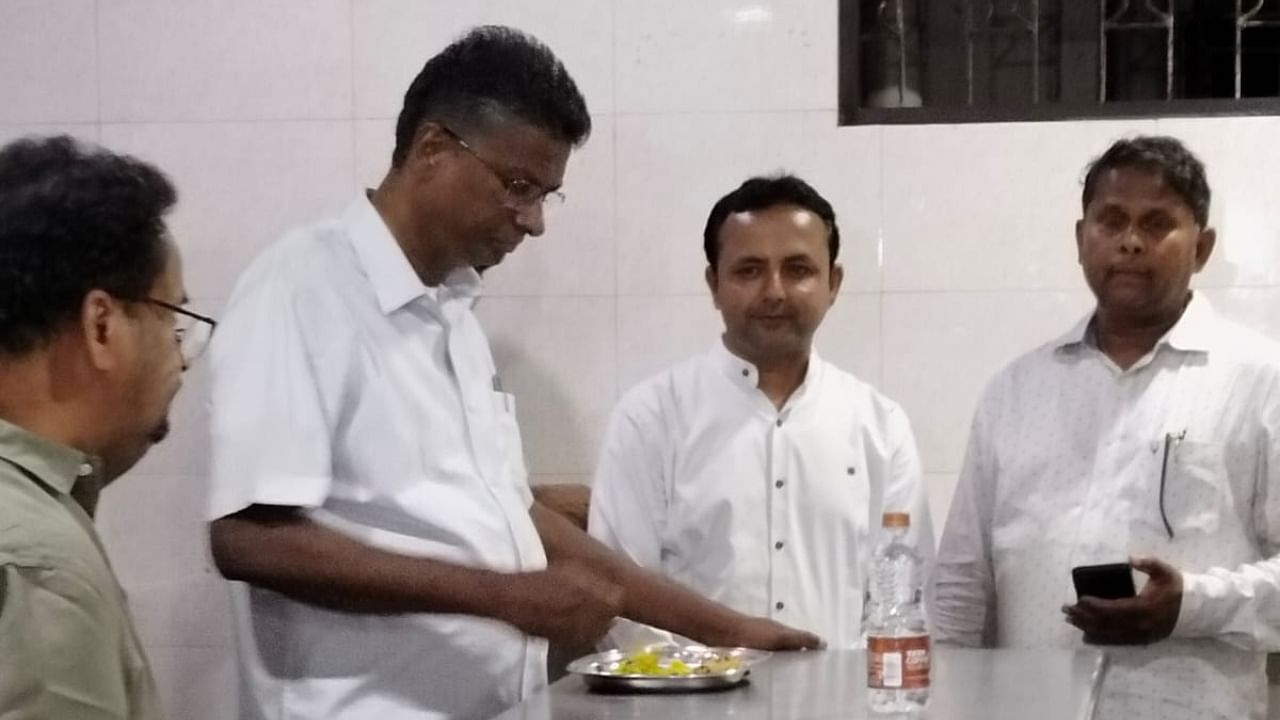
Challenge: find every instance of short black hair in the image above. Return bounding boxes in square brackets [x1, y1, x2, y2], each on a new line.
[1082, 135, 1211, 226]
[0, 135, 177, 356]
[391, 25, 591, 167]
[703, 174, 840, 269]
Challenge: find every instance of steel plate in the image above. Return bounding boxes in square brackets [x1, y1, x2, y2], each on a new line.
[566, 645, 770, 693]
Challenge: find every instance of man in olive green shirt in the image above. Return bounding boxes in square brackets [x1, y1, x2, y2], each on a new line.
[0, 136, 213, 718]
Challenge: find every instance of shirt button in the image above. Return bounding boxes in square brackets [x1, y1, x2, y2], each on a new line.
[776, 419, 783, 427]
[775, 601, 785, 611]
[77, 463, 93, 477]
[741, 368, 749, 377]
[775, 541, 784, 550]
[847, 467, 857, 476]
[775, 479, 785, 489]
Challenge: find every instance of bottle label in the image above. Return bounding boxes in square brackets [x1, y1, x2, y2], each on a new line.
[867, 635, 930, 689]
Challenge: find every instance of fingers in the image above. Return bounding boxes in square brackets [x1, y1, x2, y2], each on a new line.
[1129, 556, 1166, 579]
[750, 624, 822, 651]
[1064, 559, 1182, 646]
[1066, 595, 1124, 623]
[580, 590, 622, 646]
[1076, 595, 1128, 613]
[1131, 550, 1177, 586]
[1061, 602, 1093, 632]
[779, 630, 823, 651]
[582, 615, 614, 647]
[1063, 597, 1121, 637]
[1063, 596, 1159, 645]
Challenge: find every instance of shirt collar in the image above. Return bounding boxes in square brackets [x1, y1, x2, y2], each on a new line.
[1162, 291, 1220, 352]
[0, 417, 102, 505]
[710, 337, 821, 400]
[344, 192, 482, 315]
[1051, 313, 1095, 352]
[1053, 291, 1219, 355]
[711, 338, 754, 387]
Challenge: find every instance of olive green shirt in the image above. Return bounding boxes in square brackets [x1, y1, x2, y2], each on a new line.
[0, 419, 165, 719]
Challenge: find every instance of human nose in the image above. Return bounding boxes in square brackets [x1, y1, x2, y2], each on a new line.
[761, 269, 786, 300]
[514, 200, 545, 237]
[1118, 224, 1145, 254]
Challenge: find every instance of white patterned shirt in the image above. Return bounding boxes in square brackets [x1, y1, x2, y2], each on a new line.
[934, 293, 1280, 720]
[589, 341, 933, 650]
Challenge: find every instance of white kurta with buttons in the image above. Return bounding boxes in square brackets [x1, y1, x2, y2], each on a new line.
[208, 195, 546, 720]
[934, 293, 1280, 720]
[588, 341, 934, 650]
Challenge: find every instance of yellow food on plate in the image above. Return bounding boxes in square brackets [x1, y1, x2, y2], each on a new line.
[699, 655, 744, 674]
[611, 650, 742, 677]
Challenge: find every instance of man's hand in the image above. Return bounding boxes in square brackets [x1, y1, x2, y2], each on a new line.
[498, 560, 625, 649]
[1061, 556, 1183, 645]
[710, 616, 824, 651]
[530, 484, 591, 531]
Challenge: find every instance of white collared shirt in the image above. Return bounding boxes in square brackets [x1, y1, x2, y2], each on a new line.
[934, 293, 1280, 720]
[208, 194, 546, 720]
[588, 341, 934, 649]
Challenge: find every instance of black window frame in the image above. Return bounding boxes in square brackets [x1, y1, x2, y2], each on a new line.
[838, 0, 1280, 125]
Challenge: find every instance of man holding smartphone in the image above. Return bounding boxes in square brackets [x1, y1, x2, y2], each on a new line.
[933, 136, 1280, 720]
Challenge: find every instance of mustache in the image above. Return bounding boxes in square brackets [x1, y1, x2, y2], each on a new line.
[1107, 264, 1150, 276]
[748, 308, 798, 320]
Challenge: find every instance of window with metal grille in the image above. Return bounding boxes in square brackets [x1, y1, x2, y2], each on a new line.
[838, 0, 1280, 124]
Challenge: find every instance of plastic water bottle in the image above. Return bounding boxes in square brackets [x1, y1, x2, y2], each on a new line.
[864, 511, 930, 713]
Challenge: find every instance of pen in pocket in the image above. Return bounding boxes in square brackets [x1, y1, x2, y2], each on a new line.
[1156, 428, 1186, 539]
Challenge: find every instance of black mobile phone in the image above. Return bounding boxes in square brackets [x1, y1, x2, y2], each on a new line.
[1071, 562, 1137, 601]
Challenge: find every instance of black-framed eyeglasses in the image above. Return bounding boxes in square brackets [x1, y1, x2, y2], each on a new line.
[137, 298, 217, 366]
[439, 125, 566, 210]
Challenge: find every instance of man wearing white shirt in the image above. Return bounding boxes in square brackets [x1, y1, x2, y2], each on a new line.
[589, 175, 934, 650]
[934, 136, 1280, 720]
[206, 27, 818, 720]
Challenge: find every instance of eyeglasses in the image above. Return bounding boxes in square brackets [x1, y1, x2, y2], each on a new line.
[439, 125, 566, 210]
[139, 298, 217, 367]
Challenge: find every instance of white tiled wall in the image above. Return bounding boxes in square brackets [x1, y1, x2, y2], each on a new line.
[0, 0, 97, 124]
[97, 0, 353, 122]
[4, 2, 1279, 718]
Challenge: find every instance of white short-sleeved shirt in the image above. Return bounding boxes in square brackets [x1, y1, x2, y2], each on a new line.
[934, 294, 1280, 720]
[588, 341, 934, 650]
[208, 195, 546, 720]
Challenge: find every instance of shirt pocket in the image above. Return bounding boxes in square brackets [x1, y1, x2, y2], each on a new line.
[491, 391, 530, 492]
[1162, 440, 1233, 536]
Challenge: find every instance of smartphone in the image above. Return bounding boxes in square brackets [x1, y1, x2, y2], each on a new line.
[1071, 562, 1137, 601]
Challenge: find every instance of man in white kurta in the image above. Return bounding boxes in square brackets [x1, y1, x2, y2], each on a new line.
[590, 343, 933, 649]
[934, 136, 1280, 720]
[589, 175, 933, 650]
